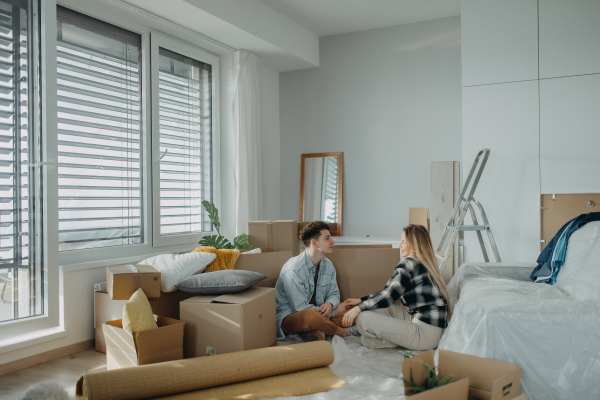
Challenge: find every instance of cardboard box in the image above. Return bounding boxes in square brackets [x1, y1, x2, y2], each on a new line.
[236, 251, 292, 288]
[180, 287, 276, 358]
[271, 220, 299, 256]
[107, 264, 161, 300]
[403, 350, 523, 400]
[409, 207, 430, 231]
[248, 220, 273, 249]
[102, 315, 184, 370]
[95, 289, 196, 353]
[325, 248, 401, 300]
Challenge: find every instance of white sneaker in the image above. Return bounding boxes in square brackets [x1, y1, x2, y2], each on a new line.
[360, 336, 398, 349]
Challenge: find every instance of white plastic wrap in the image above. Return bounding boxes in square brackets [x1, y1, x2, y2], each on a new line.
[439, 222, 600, 400]
[276, 335, 408, 400]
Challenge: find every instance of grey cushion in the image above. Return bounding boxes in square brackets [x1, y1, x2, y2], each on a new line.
[175, 269, 267, 294]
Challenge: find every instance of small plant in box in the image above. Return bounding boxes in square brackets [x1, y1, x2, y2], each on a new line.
[198, 201, 253, 250]
[403, 361, 482, 400]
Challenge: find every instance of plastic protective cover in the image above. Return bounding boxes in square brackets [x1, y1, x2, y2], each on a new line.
[439, 222, 600, 400]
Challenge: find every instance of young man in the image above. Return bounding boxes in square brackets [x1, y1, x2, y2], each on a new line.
[275, 221, 352, 342]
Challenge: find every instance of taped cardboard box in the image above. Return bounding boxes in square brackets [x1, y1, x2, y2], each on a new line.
[235, 251, 292, 288]
[180, 287, 276, 358]
[102, 315, 184, 370]
[403, 349, 522, 400]
[325, 248, 401, 300]
[94, 290, 195, 353]
[106, 264, 161, 300]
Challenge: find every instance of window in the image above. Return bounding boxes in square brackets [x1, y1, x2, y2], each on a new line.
[0, 0, 42, 323]
[151, 34, 219, 247]
[56, 7, 143, 251]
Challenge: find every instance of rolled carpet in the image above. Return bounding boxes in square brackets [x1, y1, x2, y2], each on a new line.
[76, 341, 341, 400]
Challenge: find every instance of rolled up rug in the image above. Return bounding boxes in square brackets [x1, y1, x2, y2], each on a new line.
[76, 341, 344, 400]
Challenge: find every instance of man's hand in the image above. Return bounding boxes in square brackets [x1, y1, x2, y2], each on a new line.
[342, 306, 361, 327]
[319, 302, 333, 318]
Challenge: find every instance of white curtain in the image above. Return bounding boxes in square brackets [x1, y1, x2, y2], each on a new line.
[233, 51, 261, 235]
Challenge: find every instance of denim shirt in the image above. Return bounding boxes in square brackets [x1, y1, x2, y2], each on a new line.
[275, 251, 341, 340]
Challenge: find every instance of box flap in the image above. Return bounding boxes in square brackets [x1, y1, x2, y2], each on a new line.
[181, 295, 221, 304]
[490, 367, 522, 400]
[402, 349, 434, 389]
[137, 316, 184, 357]
[102, 320, 136, 355]
[439, 350, 519, 392]
[213, 287, 273, 305]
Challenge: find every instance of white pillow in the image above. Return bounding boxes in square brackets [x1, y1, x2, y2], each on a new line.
[241, 248, 262, 255]
[138, 252, 216, 292]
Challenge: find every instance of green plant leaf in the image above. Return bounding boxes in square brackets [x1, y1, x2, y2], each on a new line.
[198, 235, 231, 249]
[438, 374, 456, 386]
[201, 200, 221, 235]
[232, 234, 253, 249]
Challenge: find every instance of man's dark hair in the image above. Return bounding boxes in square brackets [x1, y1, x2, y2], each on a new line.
[299, 221, 330, 247]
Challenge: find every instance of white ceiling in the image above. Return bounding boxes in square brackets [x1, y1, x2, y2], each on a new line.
[256, 0, 461, 37]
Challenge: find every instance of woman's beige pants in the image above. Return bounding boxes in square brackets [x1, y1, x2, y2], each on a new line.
[355, 303, 444, 350]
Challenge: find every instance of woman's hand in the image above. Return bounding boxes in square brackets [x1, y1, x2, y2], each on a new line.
[341, 306, 361, 327]
[334, 298, 360, 315]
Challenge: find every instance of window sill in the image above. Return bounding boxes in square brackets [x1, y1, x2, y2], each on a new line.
[0, 326, 66, 355]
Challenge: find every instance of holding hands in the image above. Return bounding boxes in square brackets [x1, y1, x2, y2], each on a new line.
[319, 302, 333, 318]
[340, 298, 362, 327]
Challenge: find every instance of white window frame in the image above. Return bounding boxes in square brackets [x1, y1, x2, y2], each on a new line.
[0, 0, 60, 341]
[150, 32, 220, 248]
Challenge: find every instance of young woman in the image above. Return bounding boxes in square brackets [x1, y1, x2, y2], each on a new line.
[341, 224, 450, 350]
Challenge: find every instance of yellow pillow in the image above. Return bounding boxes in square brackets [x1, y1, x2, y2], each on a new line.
[122, 288, 158, 349]
[193, 247, 241, 272]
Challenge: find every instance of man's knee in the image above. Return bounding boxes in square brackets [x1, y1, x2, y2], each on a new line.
[298, 308, 323, 326]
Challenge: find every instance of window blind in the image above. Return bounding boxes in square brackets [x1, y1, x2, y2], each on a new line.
[0, 0, 43, 322]
[158, 48, 212, 236]
[57, 7, 142, 251]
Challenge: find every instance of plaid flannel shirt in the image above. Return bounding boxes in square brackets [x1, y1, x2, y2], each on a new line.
[358, 257, 448, 329]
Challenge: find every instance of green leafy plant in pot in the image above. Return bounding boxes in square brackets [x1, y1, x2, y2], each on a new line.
[198, 201, 253, 250]
[403, 360, 482, 400]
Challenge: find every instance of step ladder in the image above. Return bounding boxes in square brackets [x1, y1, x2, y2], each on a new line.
[435, 148, 501, 273]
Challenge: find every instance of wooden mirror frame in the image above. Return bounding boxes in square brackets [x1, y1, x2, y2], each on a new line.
[299, 152, 344, 236]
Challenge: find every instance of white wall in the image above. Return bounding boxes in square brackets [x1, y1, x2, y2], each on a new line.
[461, 0, 600, 263]
[280, 16, 462, 237]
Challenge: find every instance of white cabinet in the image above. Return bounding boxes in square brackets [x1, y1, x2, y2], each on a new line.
[462, 81, 540, 263]
[461, 0, 538, 87]
[540, 74, 600, 193]
[539, 0, 600, 79]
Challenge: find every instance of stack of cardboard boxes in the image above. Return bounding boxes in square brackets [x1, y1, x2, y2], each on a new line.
[100, 266, 185, 370]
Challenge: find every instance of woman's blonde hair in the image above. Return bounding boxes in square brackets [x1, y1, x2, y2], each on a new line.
[403, 224, 452, 318]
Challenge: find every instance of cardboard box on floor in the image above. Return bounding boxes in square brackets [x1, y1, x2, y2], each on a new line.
[106, 264, 161, 300]
[235, 251, 292, 288]
[95, 290, 196, 353]
[102, 315, 184, 370]
[403, 349, 523, 400]
[180, 287, 276, 358]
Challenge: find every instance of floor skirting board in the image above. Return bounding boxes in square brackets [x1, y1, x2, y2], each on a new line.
[0, 339, 94, 376]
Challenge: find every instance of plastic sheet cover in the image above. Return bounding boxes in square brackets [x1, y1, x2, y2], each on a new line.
[439, 222, 600, 400]
[277, 335, 408, 400]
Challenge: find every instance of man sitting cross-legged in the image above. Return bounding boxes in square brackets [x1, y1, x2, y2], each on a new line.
[275, 221, 353, 342]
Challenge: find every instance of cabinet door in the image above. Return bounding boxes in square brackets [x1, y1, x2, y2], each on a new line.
[540, 0, 600, 79]
[462, 81, 540, 263]
[462, 0, 538, 86]
[540, 74, 600, 193]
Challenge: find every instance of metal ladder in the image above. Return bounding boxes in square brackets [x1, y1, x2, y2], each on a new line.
[435, 148, 501, 273]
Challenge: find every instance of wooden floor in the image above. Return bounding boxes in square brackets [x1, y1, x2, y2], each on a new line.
[0, 348, 106, 400]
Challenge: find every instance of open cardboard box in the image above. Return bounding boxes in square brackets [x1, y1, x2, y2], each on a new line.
[403, 350, 522, 400]
[102, 315, 184, 370]
[180, 287, 276, 358]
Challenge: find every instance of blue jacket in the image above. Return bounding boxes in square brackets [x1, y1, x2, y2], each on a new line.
[275, 251, 341, 340]
[531, 212, 600, 283]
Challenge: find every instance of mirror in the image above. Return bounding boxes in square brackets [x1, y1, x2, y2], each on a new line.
[300, 152, 343, 235]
